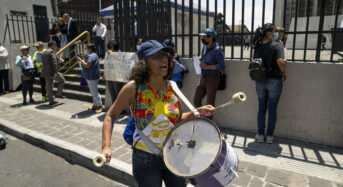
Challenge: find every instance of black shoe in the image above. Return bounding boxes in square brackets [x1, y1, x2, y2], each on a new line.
[23, 100, 27, 105]
[49, 100, 59, 106]
[30, 98, 35, 103]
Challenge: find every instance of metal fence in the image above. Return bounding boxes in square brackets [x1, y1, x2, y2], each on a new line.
[113, 0, 343, 63]
[2, 11, 100, 45]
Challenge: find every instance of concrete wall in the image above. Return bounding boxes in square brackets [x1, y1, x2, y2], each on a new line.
[179, 59, 343, 148]
[0, 0, 54, 44]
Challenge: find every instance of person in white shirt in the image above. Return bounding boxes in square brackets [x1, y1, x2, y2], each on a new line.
[92, 18, 107, 59]
[0, 43, 10, 94]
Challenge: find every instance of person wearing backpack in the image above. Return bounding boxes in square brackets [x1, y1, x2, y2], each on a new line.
[15, 45, 35, 105]
[251, 23, 287, 144]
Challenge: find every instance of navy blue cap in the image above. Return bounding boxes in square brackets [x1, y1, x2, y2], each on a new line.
[137, 40, 167, 60]
[199, 28, 217, 37]
[162, 39, 175, 48]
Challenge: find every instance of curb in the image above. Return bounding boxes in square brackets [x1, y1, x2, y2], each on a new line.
[0, 119, 137, 187]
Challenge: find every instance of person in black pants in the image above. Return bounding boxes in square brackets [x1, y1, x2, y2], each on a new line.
[15, 45, 35, 105]
[0, 43, 10, 94]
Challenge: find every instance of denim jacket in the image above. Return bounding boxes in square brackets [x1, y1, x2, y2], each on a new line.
[201, 43, 225, 75]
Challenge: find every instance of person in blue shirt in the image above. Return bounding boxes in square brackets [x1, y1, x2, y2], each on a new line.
[162, 39, 188, 88]
[193, 29, 225, 115]
[76, 44, 103, 113]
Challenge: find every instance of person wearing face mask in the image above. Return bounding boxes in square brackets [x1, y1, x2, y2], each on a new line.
[251, 23, 287, 144]
[275, 26, 287, 63]
[41, 41, 66, 105]
[193, 28, 225, 118]
[77, 44, 103, 113]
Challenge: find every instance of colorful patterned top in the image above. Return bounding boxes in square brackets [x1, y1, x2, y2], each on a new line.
[131, 81, 180, 153]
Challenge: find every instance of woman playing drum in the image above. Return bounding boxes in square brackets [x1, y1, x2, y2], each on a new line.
[101, 40, 216, 187]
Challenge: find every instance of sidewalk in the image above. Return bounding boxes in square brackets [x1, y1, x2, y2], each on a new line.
[0, 92, 342, 187]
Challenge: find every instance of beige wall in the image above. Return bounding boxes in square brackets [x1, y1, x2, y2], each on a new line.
[179, 59, 343, 148]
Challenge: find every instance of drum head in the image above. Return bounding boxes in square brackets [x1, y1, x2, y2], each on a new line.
[163, 117, 222, 178]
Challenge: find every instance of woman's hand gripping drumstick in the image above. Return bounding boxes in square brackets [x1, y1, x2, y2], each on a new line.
[215, 92, 246, 111]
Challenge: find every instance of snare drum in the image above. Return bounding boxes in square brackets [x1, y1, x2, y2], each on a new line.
[163, 117, 238, 187]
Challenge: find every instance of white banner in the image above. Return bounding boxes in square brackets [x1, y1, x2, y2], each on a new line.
[103, 52, 138, 82]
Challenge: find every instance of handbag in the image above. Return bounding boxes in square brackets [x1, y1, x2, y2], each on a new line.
[217, 71, 227, 90]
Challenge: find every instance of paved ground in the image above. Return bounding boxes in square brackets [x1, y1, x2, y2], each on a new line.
[0, 130, 126, 187]
[0, 91, 342, 187]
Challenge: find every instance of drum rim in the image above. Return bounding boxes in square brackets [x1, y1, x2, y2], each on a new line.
[162, 117, 223, 178]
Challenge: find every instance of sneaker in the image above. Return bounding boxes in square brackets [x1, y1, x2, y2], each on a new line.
[266, 136, 274, 144]
[29, 98, 35, 103]
[41, 96, 47, 102]
[95, 106, 104, 113]
[49, 100, 59, 106]
[255, 134, 265, 143]
[88, 105, 97, 110]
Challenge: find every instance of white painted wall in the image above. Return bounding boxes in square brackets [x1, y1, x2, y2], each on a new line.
[179, 59, 343, 148]
[0, 0, 54, 44]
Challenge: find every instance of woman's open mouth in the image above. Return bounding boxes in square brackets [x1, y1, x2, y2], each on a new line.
[159, 65, 168, 71]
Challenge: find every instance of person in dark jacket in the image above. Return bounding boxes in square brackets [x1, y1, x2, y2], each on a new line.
[63, 13, 79, 62]
[251, 23, 287, 144]
[193, 28, 225, 113]
[41, 41, 66, 105]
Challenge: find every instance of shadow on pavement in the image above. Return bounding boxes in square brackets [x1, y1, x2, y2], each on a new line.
[220, 128, 343, 170]
[35, 103, 64, 110]
[70, 110, 97, 119]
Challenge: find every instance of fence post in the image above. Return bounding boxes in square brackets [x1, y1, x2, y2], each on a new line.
[315, 0, 327, 62]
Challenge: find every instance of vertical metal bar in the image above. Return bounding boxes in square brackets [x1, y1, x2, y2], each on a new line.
[316, 0, 327, 62]
[262, 0, 265, 26]
[330, 0, 340, 62]
[124, 0, 130, 51]
[292, 0, 299, 61]
[241, 0, 245, 59]
[198, 0, 201, 55]
[26, 16, 30, 42]
[181, 0, 184, 57]
[250, 0, 255, 59]
[189, 0, 193, 57]
[206, 0, 209, 28]
[167, 0, 172, 39]
[231, 0, 235, 59]
[223, 0, 226, 57]
[214, 0, 217, 30]
[31, 16, 35, 42]
[114, 0, 119, 42]
[21, 15, 26, 43]
[11, 15, 16, 43]
[3, 15, 10, 44]
[118, 0, 124, 49]
[174, 0, 178, 52]
[16, 15, 22, 42]
[283, 0, 287, 29]
[131, 0, 135, 51]
[272, 0, 276, 24]
[303, 0, 311, 61]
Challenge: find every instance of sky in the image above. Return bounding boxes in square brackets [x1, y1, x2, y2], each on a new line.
[198, 0, 274, 31]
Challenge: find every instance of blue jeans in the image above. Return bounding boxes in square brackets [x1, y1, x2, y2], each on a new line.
[94, 37, 105, 58]
[256, 78, 283, 136]
[86, 79, 102, 107]
[132, 149, 186, 187]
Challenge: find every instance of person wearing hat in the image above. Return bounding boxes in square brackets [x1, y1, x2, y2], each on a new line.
[101, 40, 216, 187]
[193, 28, 225, 117]
[15, 45, 35, 105]
[33, 41, 47, 102]
[162, 39, 188, 88]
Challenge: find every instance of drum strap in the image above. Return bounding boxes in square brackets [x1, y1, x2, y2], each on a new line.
[168, 80, 200, 117]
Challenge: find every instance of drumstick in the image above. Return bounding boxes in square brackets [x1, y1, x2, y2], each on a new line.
[93, 154, 106, 167]
[215, 92, 246, 111]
